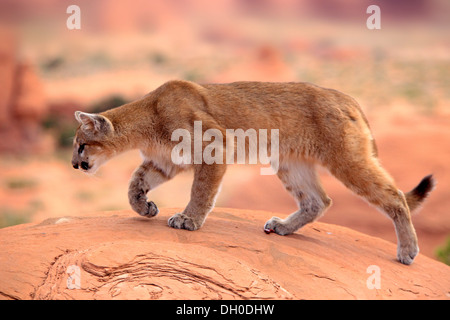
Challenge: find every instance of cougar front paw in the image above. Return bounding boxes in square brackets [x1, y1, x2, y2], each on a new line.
[168, 213, 201, 231]
[397, 242, 419, 265]
[264, 216, 292, 236]
[133, 200, 159, 218]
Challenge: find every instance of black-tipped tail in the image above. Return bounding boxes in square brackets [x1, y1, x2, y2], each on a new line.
[405, 174, 436, 213]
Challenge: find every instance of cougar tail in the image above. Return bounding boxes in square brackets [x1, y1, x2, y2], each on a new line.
[405, 174, 436, 213]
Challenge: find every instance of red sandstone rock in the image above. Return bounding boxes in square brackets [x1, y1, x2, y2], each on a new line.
[0, 27, 48, 153]
[0, 208, 448, 300]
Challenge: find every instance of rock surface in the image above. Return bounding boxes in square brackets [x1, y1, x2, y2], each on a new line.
[0, 208, 448, 300]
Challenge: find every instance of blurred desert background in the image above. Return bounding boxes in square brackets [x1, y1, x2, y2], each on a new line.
[0, 0, 449, 263]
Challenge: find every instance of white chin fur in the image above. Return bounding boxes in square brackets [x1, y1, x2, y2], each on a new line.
[83, 167, 98, 175]
[83, 157, 109, 175]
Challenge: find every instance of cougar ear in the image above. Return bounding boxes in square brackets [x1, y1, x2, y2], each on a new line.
[75, 111, 114, 136]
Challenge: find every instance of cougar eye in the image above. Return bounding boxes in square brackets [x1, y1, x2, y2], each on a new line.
[78, 143, 85, 154]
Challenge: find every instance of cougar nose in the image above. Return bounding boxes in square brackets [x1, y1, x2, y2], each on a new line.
[72, 162, 79, 169]
[81, 161, 89, 170]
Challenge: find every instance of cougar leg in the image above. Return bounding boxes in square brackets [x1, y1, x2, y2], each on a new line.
[264, 161, 331, 235]
[168, 163, 227, 231]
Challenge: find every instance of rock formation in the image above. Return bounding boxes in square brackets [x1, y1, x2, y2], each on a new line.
[0, 208, 448, 300]
[0, 28, 48, 153]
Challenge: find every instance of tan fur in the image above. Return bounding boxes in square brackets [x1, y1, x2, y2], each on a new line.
[72, 80, 435, 265]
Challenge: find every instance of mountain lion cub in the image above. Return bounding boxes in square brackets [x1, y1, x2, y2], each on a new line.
[72, 80, 434, 265]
